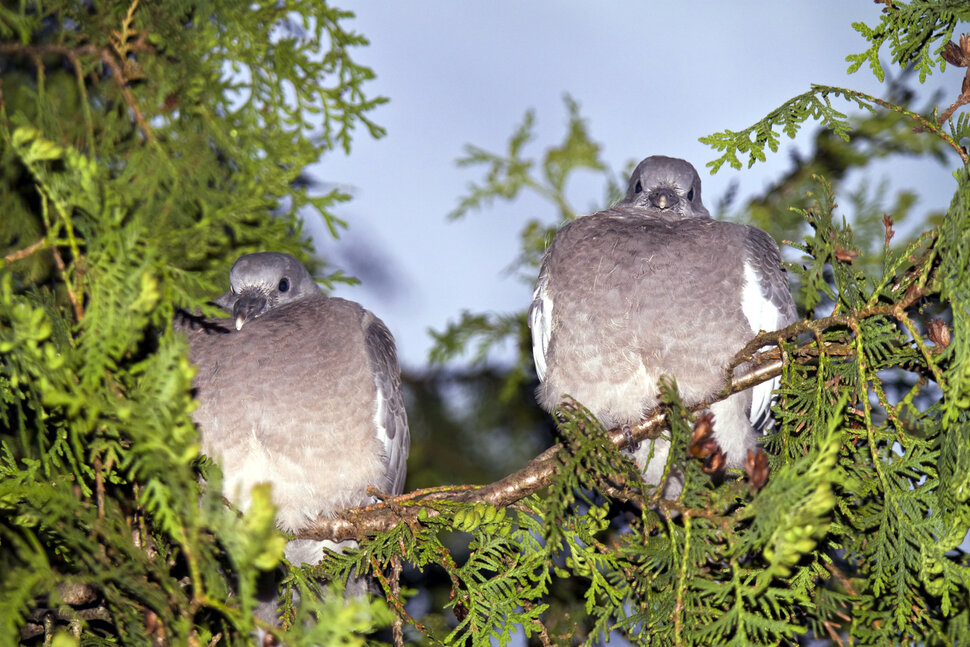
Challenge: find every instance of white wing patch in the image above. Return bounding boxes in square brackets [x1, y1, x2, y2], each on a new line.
[741, 261, 784, 433]
[372, 381, 391, 460]
[741, 262, 782, 335]
[529, 277, 553, 382]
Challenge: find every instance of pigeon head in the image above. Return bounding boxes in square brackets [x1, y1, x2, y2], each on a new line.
[214, 252, 321, 330]
[620, 155, 710, 220]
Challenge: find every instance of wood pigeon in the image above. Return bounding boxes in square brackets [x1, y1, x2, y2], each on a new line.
[177, 252, 409, 564]
[529, 156, 796, 491]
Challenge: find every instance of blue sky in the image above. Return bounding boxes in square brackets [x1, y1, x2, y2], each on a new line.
[308, 2, 964, 368]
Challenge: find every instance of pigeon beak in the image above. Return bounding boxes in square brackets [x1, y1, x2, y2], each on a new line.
[648, 188, 679, 210]
[232, 293, 267, 330]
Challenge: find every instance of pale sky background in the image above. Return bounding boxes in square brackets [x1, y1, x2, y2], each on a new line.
[309, 2, 965, 369]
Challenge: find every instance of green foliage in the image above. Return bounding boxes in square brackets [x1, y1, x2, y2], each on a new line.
[700, 83, 966, 175]
[737, 75, 950, 253]
[4, 1, 970, 646]
[701, 87, 868, 172]
[449, 94, 610, 226]
[939, 170, 970, 426]
[448, 95, 622, 281]
[703, 1, 970, 176]
[428, 311, 528, 367]
[1, 0, 389, 643]
[846, 0, 968, 82]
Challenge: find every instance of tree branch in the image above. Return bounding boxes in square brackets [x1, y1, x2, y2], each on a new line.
[1, 236, 47, 266]
[300, 283, 936, 543]
[302, 355, 775, 542]
[820, 85, 970, 164]
[0, 42, 156, 143]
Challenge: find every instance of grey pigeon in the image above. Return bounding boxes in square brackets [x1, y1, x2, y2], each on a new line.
[529, 156, 796, 491]
[177, 252, 409, 564]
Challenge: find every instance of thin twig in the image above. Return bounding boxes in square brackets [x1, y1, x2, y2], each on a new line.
[729, 282, 929, 372]
[53, 246, 83, 321]
[897, 311, 947, 389]
[0, 42, 155, 144]
[34, 177, 84, 324]
[815, 85, 968, 164]
[671, 510, 691, 646]
[68, 50, 97, 153]
[522, 597, 553, 647]
[369, 555, 429, 638]
[825, 562, 859, 597]
[94, 454, 106, 521]
[98, 48, 155, 144]
[939, 88, 970, 125]
[390, 556, 404, 647]
[384, 483, 482, 504]
[1, 237, 47, 265]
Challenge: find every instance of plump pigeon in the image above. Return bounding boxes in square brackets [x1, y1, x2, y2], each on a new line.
[177, 252, 409, 563]
[529, 156, 796, 491]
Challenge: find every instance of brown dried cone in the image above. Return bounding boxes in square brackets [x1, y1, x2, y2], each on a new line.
[745, 449, 770, 491]
[145, 610, 167, 647]
[926, 318, 951, 352]
[688, 412, 727, 474]
[833, 246, 859, 263]
[451, 590, 469, 622]
[704, 447, 727, 474]
[939, 34, 970, 123]
[941, 35, 970, 67]
[882, 214, 895, 246]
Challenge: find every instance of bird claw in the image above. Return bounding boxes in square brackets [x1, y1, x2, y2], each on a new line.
[622, 424, 639, 453]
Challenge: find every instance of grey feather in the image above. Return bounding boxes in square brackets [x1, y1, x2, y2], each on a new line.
[363, 312, 410, 497]
[743, 229, 798, 325]
[530, 156, 796, 491]
[177, 252, 410, 533]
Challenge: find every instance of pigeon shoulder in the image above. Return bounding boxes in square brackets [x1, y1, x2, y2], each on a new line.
[707, 220, 781, 253]
[543, 207, 656, 256]
[720, 221, 798, 328]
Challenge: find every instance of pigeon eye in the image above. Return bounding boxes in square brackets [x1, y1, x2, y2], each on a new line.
[278, 278, 290, 293]
[687, 188, 695, 201]
[635, 180, 643, 194]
